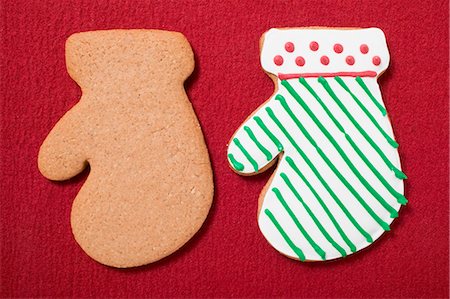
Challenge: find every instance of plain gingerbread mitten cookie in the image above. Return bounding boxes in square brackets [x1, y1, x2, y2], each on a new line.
[38, 30, 213, 268]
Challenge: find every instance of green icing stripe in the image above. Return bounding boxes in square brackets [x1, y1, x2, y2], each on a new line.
[280, 173, 347, 257]
[260, 100, 371, 242]
[344, 135, 407, 205]
[319, 77, 406, 180]
[244, 126, 272, 161]
[254, 116, 284, 151]
[272, 188, 326, 259]
[299, 78, 407, 206]
[355, 76, 387, 116]
[299, 78, 345, 133]
[233, 138, 258, 172]
[266, 106, 390, 231]
[288, 156, 373, 244]
[264, 101, 372, 242]
[335, 76, 398, 148]
[276, 89, 398, 219]
[285, 156, 357, 252]
[228, 153, 244, 171]
[264, 209, 306, 261]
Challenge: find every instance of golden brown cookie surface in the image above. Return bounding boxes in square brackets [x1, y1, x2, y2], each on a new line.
[38, 30, 213, 268]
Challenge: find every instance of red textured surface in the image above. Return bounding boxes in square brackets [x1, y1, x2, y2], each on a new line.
[1, 1, 448, 298]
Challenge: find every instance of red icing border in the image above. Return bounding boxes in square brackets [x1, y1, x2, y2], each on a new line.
[278, 71, 377, 80]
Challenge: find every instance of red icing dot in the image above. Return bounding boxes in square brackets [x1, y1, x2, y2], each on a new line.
[310, 41, 319, 51]
[346, 55, 355, 65]
[295, 56, 305, 66]
[360, 44, 369, 54]
[320, 55, 329, 65]
[274, 55, 284, 66]
[285, 42, 295, 52]
[334, 44, 343, 53]
[372, 56, 381, 66]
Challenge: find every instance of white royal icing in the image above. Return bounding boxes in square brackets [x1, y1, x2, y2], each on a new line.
[227, 28, 405, 261]
[261, 27, 390, 77]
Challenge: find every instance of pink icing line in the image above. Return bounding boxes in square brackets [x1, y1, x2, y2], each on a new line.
[278, 71, 377, 80]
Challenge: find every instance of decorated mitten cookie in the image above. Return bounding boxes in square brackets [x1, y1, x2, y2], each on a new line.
[38, 30, 213, 268]
[227, 28, 406, 261]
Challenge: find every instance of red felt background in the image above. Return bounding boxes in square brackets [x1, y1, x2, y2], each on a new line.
[1, 0, 449, 298]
